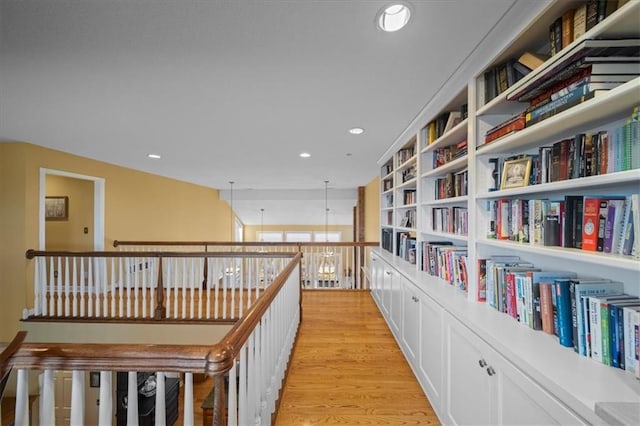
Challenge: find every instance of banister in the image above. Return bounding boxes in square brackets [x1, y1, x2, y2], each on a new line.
[113, 240, 379, 248]
[25, 249, 297, 259]
[12, 253, 302, 378]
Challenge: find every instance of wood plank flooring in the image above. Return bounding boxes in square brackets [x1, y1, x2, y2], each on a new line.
[275, 290, 440, 425]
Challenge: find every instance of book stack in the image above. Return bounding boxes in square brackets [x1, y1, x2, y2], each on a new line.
[483, 59, 527, 103]
[433, 139, 467, 167]
[424, 107, 465, 145]
[434, 169, 468, 200]
[484, 113, 526, 144]
[432, 206, 468, 236]
[505, 38, 640, 127]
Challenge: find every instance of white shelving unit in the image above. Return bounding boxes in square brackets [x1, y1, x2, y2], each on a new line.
[372, 1, 640, 424]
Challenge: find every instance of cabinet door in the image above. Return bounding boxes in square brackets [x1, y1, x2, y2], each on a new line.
[402, 280, 420, 363]
[444, 315, 494, 426]
[493, 352, 587, 425]
[418, 291, 444, 410]
[370, 254, 382, 303]
[389, 271, 402, 334]
[381, 266, 392, 317]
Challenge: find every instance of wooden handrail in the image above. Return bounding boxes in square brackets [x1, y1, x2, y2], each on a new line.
[11, 253, 302, 377]
[1, 331, 27, 397]
[25, 249, 297, 259]
[113, 240, 379, 248]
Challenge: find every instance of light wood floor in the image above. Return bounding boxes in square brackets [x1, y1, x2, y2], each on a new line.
[275, 290, 440, 425]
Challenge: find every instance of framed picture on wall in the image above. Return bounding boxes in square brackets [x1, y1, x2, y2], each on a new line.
[45, 196, 69, 221]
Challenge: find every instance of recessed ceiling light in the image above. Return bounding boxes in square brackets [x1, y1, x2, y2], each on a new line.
[376, 3, 411, 32]
[147, 154, 161, 159]
[299, 152, 311, 158]
[349, 127, 365, 135]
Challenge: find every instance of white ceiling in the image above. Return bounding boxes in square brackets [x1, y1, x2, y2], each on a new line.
[0, 0, 539, 225]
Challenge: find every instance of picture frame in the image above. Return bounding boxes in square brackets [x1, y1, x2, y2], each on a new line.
[45, 196, 69, 221]
[500, 157, 532, 190]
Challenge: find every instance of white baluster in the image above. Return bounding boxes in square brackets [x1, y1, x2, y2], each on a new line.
[155, 372, 166, 426]
[125, 257, 132, 318]
[70, 370, 85, 425]
[126, 372, 138, 425]
[183, 372, 194, 426]
[228, 363, 237, 426]
[47, 257, 54, 316]
[64, 257, 70, 316]
[149, 258, 156, 318]
[80, 257, 86, 317]
[110, 258, 116, 317]
[94, 258, 101, 317]
[214, 258, 220, 319]
[118, 257, 124, 317]
[238, 345, 247, 426]
[230, 258, 236, 320]
[72, 257, 78, 317]
[56, 257, 62, 316]
[166, 257, 173, 318]
[206, 258, 212, 319]
[134, 256, 139, 318]
[222, 258, 228, 320]
[189, 258, 195, 319]
[88, 258, 94, 317]
[102, 258, 108, 317]
[14, 369, 29, 426]
[40, 369, 55, 425]
[98, 371, 112, 426]
[142, 257, 148, 318]
[181, 257, 187, 319]
[34, 257, 41, 316]
[197, 258, 203, 319]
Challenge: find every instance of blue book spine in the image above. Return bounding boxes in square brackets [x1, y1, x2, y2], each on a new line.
[555, 279, 573, 347]
[611, 305, 620, 368]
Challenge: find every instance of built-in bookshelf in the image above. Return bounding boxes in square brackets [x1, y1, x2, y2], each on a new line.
[375, 1, 640, 423]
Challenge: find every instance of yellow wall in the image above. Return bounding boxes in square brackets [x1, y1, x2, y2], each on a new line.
[243, 224, 353, 242]
[0, 142, 233, 341]
[45, 175, 95, 251]
[364, 176, 380, 242]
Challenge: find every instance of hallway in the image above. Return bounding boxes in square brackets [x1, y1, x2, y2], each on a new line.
[275, 290, 439, 425]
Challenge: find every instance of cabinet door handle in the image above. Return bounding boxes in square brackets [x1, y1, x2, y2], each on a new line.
[486, 366, 496, 376]
[478, 359, 487, 368]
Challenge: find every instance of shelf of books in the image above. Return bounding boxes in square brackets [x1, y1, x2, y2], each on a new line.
[472, 0, 640, 391]
[376, 0, 640, 408]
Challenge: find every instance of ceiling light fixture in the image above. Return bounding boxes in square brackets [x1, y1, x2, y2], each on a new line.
[376, 3, 412, 32]
[300, 152, 311, 158]
[348, 127, 365, 135]
[147, 154, 161, 159]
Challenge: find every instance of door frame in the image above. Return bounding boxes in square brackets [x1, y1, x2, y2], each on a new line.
[39, 168, 105, 250]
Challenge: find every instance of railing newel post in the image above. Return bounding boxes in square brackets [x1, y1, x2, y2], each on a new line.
[212, 373, 227, 426]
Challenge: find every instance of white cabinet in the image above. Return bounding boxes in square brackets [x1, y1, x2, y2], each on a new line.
[389, 270, 402, 334]
[401, 280, 420, 363]
[444, 312, 586, 426]
[370, 253, 382, 304]
[416, 288, 444, 412]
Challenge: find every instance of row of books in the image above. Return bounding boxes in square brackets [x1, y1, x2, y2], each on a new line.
[399, 209, 416, 229]
[548, 1, 623, 57]
[397, 232, 417, 264]
[402, 189, 415, 205]
[434, 169, 468, 200]
[401, 164, 417, 183]
[432, 206, 468, 236]
[432, 139, 467, 168]
[486, 109, 639, 188]
[420, 241, 468, 291]
[483, 58, 528, 103]
[382, 177, 393, 192]
[381, 161, 393, 177]
[397, 146, 415, 165]
[478, 257, 639, 376]
[487, 194, 639, 257]
[424, 107, 466, 145]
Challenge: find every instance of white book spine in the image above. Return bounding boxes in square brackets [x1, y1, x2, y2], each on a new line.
[589, 297, 603, 363]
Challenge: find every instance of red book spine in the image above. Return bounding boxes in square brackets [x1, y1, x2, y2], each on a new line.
[582, 198, 601, 251]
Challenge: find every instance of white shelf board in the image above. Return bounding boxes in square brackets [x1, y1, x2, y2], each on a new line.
[421, 231, 469, 242]
[476, 170, 640, 199]
[396, 177, 417, 190]
[397, 156, 417, 172]
[396, 203, 417, 210]
[421, 155, 468, 178]
[423, 195, 469, 206]
[478, 238, 640, 271]
[476, 78, 640, 156]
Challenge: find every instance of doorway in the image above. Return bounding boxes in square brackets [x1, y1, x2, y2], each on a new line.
[39, 168, 105, 251]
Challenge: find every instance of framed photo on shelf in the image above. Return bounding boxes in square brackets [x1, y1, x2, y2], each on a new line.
[45, 196, 69, 221]
[500, 157, 532, 190]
